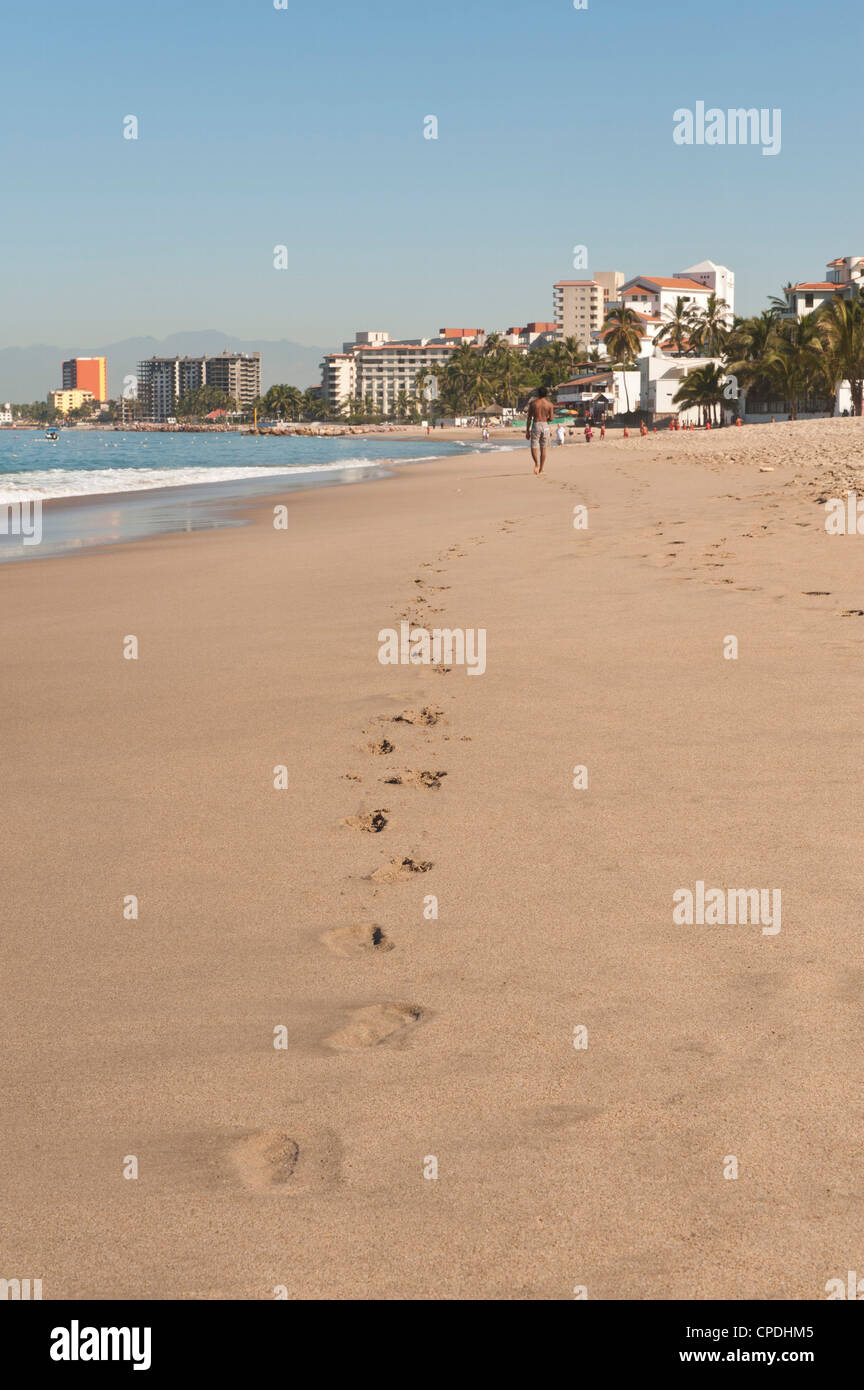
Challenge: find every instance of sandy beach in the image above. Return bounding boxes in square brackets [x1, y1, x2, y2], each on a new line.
[4, 417, 864, 1301]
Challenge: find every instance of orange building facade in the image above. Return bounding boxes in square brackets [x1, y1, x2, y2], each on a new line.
[62, 357, 107, 401]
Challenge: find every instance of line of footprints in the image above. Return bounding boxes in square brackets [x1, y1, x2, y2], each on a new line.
[187, 539, 484, 1196]
[320, 543, 482, 1050]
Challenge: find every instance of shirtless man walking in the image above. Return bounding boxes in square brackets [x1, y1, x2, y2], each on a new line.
[526, 387, 554, 474]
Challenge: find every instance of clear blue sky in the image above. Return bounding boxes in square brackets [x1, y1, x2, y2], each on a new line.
[1, 0, 860, 350]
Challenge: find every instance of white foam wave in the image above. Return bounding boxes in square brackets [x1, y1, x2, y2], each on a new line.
[0, 460, 385, 504]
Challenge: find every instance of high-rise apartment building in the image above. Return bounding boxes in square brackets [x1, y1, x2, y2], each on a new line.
[553, 273, 624, 342]
[62, 356, 107, 402]
[204, 352, 263, 406]
[137, 353, 262, 420]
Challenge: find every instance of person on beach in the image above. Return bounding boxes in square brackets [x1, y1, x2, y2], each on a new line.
[556, 423, 566, 446]
[526, 387, 554, 474]
[482, 426, 489, 443]
[584, 420, 593, 443]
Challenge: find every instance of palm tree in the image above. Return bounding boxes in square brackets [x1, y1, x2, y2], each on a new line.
[601, 305, 644, 413]
[413, 365, 435, 416]
[724, 311, 779, 407]
[690, 294, 729, 357]
[768, 282, 794, 318]
[301, 388, 327, 421]
[264, 384, 303, 421]
[817, 292, 864, 416]
[653, 296, 697, 355]
[673, 363, 727, 424]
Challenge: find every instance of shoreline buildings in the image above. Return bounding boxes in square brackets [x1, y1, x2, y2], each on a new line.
[137, 352, 262, 421]
[49, 388, 95, 414]
[322, 261, 735, 416]
[62, 356, 107, 403]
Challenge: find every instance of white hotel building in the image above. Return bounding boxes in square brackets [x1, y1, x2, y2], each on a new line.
[781, 255, 864, 320]
[321, 330, 483, 414]
[616, 261, 734, 343]
[557, 260, 736, 422]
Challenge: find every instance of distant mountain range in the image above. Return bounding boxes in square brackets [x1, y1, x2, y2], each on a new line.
[0, 331, 331, 402]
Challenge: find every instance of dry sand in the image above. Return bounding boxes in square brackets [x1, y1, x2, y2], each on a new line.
[3, 416, 864, 1300]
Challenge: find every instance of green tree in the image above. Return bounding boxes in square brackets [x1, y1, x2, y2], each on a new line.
[601, 305, 644, 413]
[817, 292, 864, 416]
[690, 294, 730, 357]
[653, 296, 698, 355]
[263, 384, 303, 420]
[673, 362, 727, 424]
[176, 385, 236, 418]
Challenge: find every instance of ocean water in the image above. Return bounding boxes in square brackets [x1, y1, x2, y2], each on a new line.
[0, 429, 522, 562]
[0, 429, 496, 503]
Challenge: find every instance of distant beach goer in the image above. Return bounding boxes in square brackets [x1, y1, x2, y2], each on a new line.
[482, 426, 489, 443]
[526, 387, 554, 474]
[584, 421, 593, 443]
[556, 424, 566, 446]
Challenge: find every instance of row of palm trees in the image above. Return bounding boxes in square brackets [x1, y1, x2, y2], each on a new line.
[727, 296, 864, 418]
[417, 333, 605, 416]
[599, 288, 864, 421]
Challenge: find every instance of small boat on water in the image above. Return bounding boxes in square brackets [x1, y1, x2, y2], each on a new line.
[45, 429, 59, 441]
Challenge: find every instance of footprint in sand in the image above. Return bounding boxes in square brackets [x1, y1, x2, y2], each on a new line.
[364, 737, 395, 755]
[383, 769, 447, 789]
[228, 1131, 299, 1188]
[324, 1002, 424, 1050]
[839, 609, 864, 617]
[370, 856, 432, 882]
[320, 922, 394, 956]
[392, 706, 443, 727]
[226, 1128, 342, 1192]
[343, 809, 389, 833]
[803, 591, 831, 596]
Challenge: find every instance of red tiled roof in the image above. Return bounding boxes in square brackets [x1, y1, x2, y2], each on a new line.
[792, 282, 836, 292]
[626, 276, 709, 292]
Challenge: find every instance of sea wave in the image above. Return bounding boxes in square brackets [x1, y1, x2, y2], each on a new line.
[0, 459, 387, 504]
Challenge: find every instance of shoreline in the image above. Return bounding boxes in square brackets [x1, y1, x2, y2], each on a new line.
[0, 435, 523, 562]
